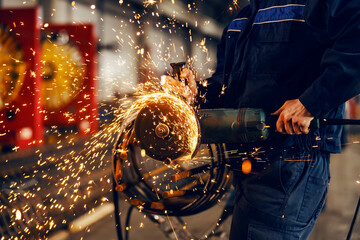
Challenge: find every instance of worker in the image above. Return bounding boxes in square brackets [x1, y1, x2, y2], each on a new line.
[164, 0, 360, 239]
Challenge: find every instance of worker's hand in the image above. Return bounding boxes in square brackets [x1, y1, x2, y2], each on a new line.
[272, 99, 314, 135]
[162, 68, 198, 104]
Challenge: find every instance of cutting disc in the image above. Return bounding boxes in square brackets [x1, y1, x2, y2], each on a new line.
[134, 94, 199, 162]
[0, 24, 26, 110]
[41, 38, 85, 110]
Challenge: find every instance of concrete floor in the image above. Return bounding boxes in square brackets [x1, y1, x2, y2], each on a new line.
[309, 137, 360, 240]
[50, 140, 360, 240]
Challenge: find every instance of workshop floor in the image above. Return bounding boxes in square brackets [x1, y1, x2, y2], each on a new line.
[49, 139, 360, 240]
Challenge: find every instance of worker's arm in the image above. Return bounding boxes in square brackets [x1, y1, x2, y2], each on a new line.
[299, 1, 360, 117]
[274, 1, 360, 135]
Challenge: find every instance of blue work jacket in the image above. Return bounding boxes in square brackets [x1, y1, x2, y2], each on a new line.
[200, 0, 360, 153]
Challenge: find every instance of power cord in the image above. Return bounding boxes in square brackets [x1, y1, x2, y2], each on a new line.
[346, 196, 360, 240]
[113, 177, 124, 240]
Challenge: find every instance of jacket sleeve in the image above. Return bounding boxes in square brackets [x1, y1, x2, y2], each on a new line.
[299, 0, 360, 118]
[197, 26, 228, 109]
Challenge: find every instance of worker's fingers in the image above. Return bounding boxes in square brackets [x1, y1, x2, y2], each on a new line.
[283, 118, 295, 135]
[273, 99, 314, 135]
[161, 74, 196, 104]
[272, 105, 285, 116]
[162, 76, 186, 94]
[299, 119, 311, 134]
[163, 75, 183, 88]
[292, 120, 302, 135]
[300, 125, 310, 134]
[276, 116, 285, 134]
[180, 68, 197, 96]
[180, 68, 192, 79]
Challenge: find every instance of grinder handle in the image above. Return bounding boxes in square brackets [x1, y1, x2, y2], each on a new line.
[309, 118, 360, 128]
[170, 62, 187, 85]
[272, 117, 360, 131]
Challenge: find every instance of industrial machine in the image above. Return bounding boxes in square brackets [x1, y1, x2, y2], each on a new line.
[41, 32, 85, 111]
[42, 24, 98, 136]
[0, 8, 43, 151]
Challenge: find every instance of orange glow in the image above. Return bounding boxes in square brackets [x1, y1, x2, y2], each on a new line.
[242, 160, 252, 174]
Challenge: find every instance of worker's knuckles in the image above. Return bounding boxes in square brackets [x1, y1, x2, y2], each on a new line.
[291, 122, 301, 135]
[282, 116, 291, 123]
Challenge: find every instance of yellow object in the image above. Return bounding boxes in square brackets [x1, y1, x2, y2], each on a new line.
[41, 39, 85, 110]
[0, 24, 26, 110]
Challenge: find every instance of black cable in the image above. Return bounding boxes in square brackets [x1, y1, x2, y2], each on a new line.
[308, 118, 360, 130]
[113, 177, 124, 240]
[346, 196, 360, 240]
[125, 206, 134, 240]
[320, 119, 360, 126]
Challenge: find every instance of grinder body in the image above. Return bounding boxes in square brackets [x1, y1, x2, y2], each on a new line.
[199, 108, 269, 144]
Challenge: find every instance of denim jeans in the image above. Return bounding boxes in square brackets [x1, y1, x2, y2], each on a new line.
[230, 147, 330, 240]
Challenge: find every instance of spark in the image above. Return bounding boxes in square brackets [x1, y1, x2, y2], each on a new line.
[230, 0, 240, 12]
[141, 149, 146, 157]
[15, 209, 22, 220]
[144, 0, 156, 7]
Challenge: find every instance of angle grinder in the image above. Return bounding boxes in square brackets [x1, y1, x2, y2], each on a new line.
[135, 62, 360, 162]
[112, 62, 360, 217]
[134, 103, 360, 161]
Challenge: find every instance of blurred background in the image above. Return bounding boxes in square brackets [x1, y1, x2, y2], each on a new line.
[0, 0, 359, 239]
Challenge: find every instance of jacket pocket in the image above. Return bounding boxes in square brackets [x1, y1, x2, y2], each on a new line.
[245, 23, 294, 75]
[279, 150, 306, 195]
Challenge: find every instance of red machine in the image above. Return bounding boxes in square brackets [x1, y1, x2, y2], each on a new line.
[348, 97, 360, 119]
[0, 8, 43, 150]
[41, 24, 98, 136]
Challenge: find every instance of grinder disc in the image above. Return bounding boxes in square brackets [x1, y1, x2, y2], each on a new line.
[134, 100, 190, 161]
